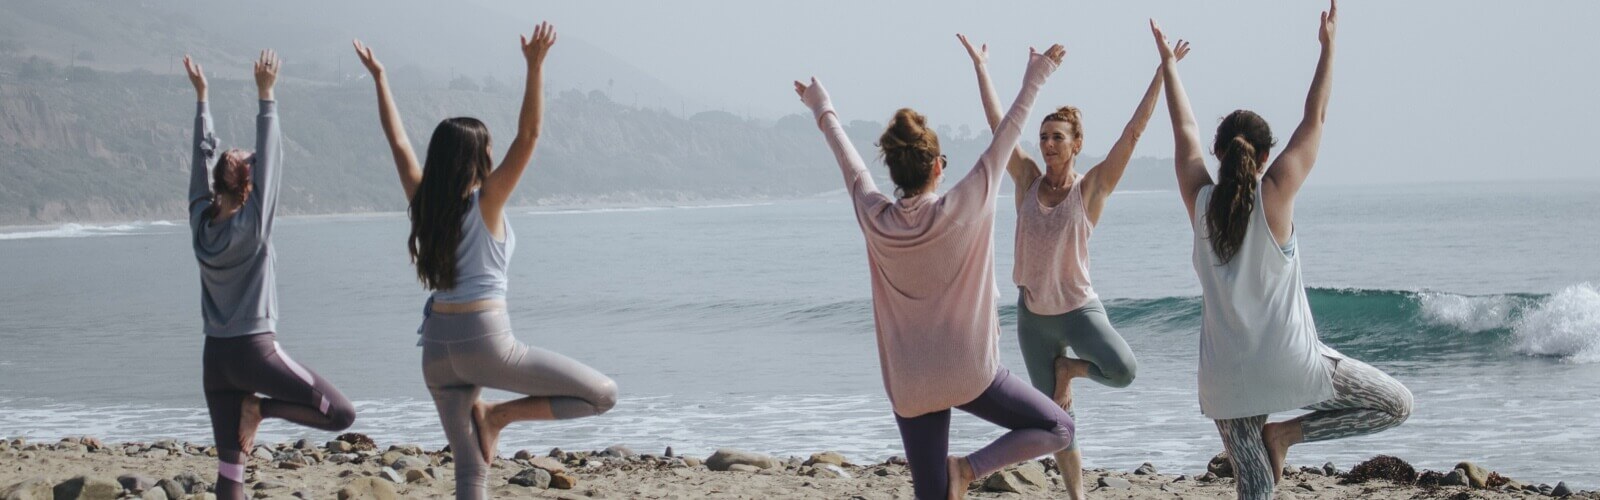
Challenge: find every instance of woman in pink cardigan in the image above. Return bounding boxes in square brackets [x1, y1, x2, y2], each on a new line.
[793, 44, 1071, 500]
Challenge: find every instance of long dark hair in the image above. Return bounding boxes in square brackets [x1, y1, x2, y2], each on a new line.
[202, 149, 253, 220]
[409, 117, 493, 290]
[875, 108, 941, 198]
[1206, 110, 1276, 264]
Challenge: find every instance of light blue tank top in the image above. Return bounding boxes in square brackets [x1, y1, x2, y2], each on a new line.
[430, 190, 515, 303]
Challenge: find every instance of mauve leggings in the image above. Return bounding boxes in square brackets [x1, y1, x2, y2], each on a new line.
[894, 367, 1075, 500]
[203, 333, 355, 500]
[420, 309, 618, 500]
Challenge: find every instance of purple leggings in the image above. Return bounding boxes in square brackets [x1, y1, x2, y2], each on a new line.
[894, 367, 1075, 500]
[203, 333, 355, 500]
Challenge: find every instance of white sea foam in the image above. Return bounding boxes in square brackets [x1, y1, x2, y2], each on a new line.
[0, 221, 180, 241]
[1511, 283, 1600, 363]
[1416, 291, 1520, 332]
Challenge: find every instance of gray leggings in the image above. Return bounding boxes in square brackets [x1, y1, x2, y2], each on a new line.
[1214, 351, 1413, 499]
[1016, 295, 1137, 450]
[420, 310, 618, 500]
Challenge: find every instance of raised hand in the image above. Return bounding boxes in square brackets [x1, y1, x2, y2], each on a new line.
[254, 49, 280, 100]
[521, 21, 558, 67]
[182, 55, 207, 101]
[1319, 0, 1339, 47]
[793, 77, 829, 114]
[352, 39, 384, 76]
[957, 33, 988, 66]
[1031, 43, 1066, 67]
[1150, 20, 1179, 62]
[1173, 39, 1192, 62]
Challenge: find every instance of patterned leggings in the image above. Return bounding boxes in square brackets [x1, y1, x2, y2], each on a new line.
[1214, 353, 1413, 500]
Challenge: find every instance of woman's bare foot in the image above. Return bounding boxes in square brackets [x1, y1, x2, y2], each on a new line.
[472, 400, 501, 463]
[238, 394, 263, 453]
[946, 455, 974, 500]
[1053, 357, 1087, 410]
[1262, 420, 1302, 483]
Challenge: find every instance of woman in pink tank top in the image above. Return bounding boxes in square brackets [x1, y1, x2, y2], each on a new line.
[958, 33, 1188, 499]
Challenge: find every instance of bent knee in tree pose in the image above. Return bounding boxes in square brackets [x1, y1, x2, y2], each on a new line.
[354, 23, 618, 500]
[795, 43, 1073, 500]
[183, 51, 356, 500]
[1152, 3, 1413, 499]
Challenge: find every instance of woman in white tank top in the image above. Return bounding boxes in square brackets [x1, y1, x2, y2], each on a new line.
[956, 33, 1188, 499]
[1154, 4, 1413, 499]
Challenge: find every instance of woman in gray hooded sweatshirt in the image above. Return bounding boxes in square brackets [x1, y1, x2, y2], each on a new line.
[184, 52, 356, 500]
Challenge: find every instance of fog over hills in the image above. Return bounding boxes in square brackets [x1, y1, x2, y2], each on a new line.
[0, 0, 1175, 224]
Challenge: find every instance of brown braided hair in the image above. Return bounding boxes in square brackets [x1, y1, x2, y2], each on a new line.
[1206, 110, 1276, 264]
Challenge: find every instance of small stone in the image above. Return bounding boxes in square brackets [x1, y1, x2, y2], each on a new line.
[664, 446, 674, 458]
[291, 491, 312, 500]
[325, 441, 352, 453]
[602, 445, 634, 458]
[118, 474, 158, 494]
[804, 451, 848, 467]
[1097, 477, 1133, 490]
[508, 468, 550, 488]
[1175, 474, 1190, 482]
[139, 487, 169, 500]
[154, 479, 185, 500]
[1540, 484, 1555, 495]
[327, 453, 357, 464]
[378, 468, 403, 484]
[1297, 482, 1316, 492]
[403, 469, 429, 484]
[2, 476, 53, 500]
[1300, 466, 1325, 476]
[52, 476, 123, 500]
[1199, 472, 1218, 482]
[727, 464, 761, 473]
[513, 450, 534, 460]
[154, 440, 180, 451]
[1208, 453, 1234, 478]
[334, 478, 397, 500]
[390, 456, 427, 471]
[386, 444, 422, 456]
[251, 447, 273, 461]
[682, 457, 703, 468]
[1323, 462, 1340, 476]
[1455, 461, 1490, 489]
[873, 468, 890, 477]
[1553, 482, 1573, 497]
[252, 481, 286, 491]
[886, 455, 908, 466]
[1133, 462, 1158, 475]
[378, 450, 405, 467]
[548, 473, 577, 490]
[705, 449, 780, 471]
[172, 472, 208, 494]
[526, 456, 566, 474]
[806, 464, 852, 479]
[1441, 468, 1471, 487]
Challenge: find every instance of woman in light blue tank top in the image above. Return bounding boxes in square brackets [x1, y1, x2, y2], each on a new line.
[1153, 5, 1413, 500]
[354, 24, 618, 500]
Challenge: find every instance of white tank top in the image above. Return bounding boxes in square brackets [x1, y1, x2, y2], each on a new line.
[1191, 184, 1339, 419]
[1013, 175, 1097, 315]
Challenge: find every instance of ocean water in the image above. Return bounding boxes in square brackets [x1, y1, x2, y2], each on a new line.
[2, 180, 1598, 487]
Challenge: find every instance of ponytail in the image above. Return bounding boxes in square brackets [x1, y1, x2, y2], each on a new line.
[1206, 110, 1276, 264]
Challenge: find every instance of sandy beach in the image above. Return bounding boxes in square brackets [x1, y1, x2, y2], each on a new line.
[1, 436, 1591, 499]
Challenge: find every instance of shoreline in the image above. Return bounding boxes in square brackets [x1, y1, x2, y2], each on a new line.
[2, 436, 1591, 499]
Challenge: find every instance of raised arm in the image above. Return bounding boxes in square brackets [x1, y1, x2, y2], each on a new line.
[957, 34, 1040, 205]
[1081, 40, 1189, 225]
[480, 21, 555, 230]
[1264, 0, 1337, 210]
[250, 50, 284, 229]
[944, 44, 1064, 217]
[353, 40, 422, 201]
[794, 77, 884, 209]
[1151, 21, 1212, 222]
[184, 56, 217, 208]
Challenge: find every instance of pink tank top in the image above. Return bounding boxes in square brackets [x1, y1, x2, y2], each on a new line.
[1013, 175, 1097, 315]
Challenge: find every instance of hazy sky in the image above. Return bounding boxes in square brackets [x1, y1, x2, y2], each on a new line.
[479, 0, 1598, 185]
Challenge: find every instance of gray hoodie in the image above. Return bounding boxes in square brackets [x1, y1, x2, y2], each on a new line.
[188, 100, 282, 337]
